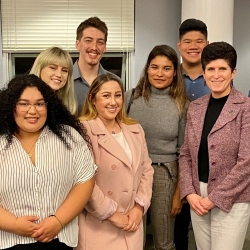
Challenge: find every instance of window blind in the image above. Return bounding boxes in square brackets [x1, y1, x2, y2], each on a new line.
[1, 0, 134, 53]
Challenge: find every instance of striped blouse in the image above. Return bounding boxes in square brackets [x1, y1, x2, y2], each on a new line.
[0, 125, 97, 249]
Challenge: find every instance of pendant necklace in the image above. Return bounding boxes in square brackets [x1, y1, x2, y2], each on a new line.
[110, 122, 117, 134]
[110, 122, 121, 134]
[25, 141, 37, 158]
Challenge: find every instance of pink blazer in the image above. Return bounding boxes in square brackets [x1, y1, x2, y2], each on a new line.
[179, 87, 250, 212]
[76, 117, 153, 250]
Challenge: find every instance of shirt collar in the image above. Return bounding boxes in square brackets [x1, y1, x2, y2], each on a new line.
[73, 59, 106, 81]
[73, 60, 82, 81]
[181, 64, 203, 78]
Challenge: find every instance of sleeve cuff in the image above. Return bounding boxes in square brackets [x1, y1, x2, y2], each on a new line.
[135, 196, 147, 214]
[99, 199, 118, 221]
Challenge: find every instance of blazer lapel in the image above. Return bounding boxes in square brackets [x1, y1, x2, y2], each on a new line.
[210, 88, 244, 134]
[89, 118, 132, 168]
[189, 94, 210, 144]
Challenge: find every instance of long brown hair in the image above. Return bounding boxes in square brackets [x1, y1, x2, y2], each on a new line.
[135, 45, 189, 115]
[79, 73, 137, 125]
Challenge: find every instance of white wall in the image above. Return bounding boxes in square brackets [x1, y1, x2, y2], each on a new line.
[133, 0, 181, 87]
[233, 0, 250, 96]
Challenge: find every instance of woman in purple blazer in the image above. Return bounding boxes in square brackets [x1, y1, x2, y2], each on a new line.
[179, 42, 250, 250]
[76, 73, 154, 250]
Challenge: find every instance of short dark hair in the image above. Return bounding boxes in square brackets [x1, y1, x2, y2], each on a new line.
[201, 42, 237, 72]
[76, 16, 108, 42]
[179, 18, 207, 40]
[0, 74, 91, 149]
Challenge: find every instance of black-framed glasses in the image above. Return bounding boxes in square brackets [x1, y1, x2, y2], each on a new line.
[16, 102, 47, 112]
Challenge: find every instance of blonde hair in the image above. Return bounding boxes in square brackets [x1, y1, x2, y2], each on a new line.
[79, 73, 137, 125]
[30, 46, 77, 115]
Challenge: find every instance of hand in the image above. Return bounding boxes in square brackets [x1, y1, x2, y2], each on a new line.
[13, 216, 40, 237]
[199, 197, 215, 211]
[107, 212, 129, 229]
[170, 188, 182, 217]
[123, 204, 143, 232]
[31, 216, 62, 242]
[186, 194, 208, 216]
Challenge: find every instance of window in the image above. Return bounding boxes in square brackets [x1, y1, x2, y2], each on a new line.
[11, 53, 127, 86]
[2, 0, 134, 87]
[1, 0, 134, 52]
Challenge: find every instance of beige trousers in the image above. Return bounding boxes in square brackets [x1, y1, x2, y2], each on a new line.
[191, 182, 250, 250]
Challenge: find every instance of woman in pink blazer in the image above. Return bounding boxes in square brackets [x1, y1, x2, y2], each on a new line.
[76, 73, 154, 250]
[179, 42, 250, 250]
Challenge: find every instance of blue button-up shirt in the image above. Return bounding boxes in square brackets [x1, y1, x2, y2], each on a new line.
[183, 71, 210, 101]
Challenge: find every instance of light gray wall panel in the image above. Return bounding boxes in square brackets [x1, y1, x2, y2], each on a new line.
[133, 0, 181, 87]
[233, 0, 250, 96]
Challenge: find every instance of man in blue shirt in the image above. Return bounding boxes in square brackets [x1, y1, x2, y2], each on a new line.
[178, 19, 210, 101]
[174, 18, 209, 250]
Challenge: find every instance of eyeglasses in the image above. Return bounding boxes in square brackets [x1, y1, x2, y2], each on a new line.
[16, 102, 47, 112]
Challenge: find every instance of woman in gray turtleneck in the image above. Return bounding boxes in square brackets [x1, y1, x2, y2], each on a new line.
[125, 45, 189, 250]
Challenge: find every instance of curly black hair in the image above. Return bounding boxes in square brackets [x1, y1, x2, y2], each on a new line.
[0, 74, 91, 149]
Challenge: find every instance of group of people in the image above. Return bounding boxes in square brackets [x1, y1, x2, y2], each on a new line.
[0, 15, 249, 250]
[0, 17, 153, 250]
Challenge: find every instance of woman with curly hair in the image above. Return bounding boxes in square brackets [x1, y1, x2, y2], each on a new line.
[125, 45, 190, 250]
[0, 74, 97, 250]
[30, 46, 78, 115]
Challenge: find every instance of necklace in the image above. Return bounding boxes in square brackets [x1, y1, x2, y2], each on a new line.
[25, 140, 37, 158]
[110, 122, 120, 135]
[111, 123, 121, 135]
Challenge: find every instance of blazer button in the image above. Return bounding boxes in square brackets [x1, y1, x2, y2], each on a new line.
[210, 145, 215, 149]
[111, 164, 116, 170]
[211, 162, 216, 166]
[107, 191, 113, 196]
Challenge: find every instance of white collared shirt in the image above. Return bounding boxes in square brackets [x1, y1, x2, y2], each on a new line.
[0, 126, 97, 249]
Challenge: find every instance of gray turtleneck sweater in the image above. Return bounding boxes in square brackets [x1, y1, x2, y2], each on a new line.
[125, 86, 188, 163]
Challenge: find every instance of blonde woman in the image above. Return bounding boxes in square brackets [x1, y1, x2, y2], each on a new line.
[30, 46, 77, 115]
[76, 73, 154, 250]
[125, 45, 190, 250]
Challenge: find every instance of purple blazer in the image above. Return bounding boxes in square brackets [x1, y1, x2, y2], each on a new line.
[179, 87, 250, 212]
